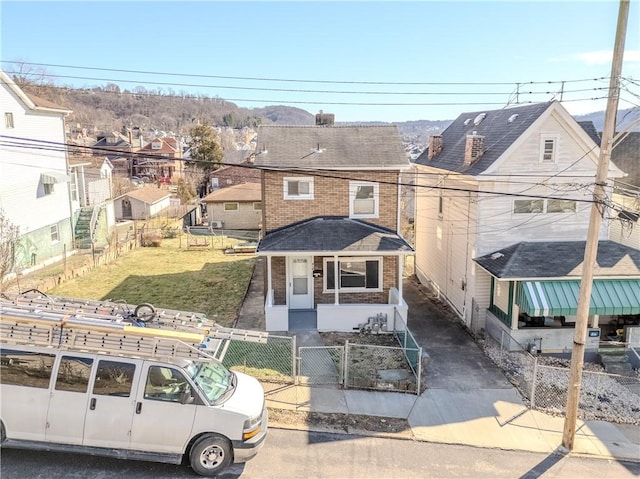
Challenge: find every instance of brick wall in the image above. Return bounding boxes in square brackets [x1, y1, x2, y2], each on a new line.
[262, 170, 399, 233]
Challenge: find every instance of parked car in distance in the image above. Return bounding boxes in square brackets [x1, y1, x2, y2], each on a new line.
[130, 176, 144, 187]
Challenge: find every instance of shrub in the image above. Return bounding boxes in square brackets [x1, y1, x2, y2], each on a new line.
[140, 230, 162, 247]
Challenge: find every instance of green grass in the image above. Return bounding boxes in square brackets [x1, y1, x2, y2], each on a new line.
[47, 237, 257, 327]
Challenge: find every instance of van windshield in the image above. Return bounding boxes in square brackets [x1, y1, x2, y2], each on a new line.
[186, 361, 235, 404]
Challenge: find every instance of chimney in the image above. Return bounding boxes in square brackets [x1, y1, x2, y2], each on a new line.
[427, 135, 443, 160]
[315, 110, 335, 126]
[464, 132, 484, 166]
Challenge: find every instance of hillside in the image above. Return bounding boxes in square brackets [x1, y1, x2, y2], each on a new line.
[19, 82, 632, 153]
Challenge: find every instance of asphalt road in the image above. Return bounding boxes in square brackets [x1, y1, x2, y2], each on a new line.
[2, 429, 638, 479]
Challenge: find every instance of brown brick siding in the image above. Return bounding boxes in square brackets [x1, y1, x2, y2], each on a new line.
[269, 255, 398, 306]
[262, 171, 399, 233]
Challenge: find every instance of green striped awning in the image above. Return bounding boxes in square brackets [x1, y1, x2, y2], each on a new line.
[516, 280, 640, 317]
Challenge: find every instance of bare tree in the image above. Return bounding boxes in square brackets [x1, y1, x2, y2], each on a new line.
[0, 209, 20, 289]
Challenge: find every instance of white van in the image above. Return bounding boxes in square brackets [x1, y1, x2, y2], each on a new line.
[0, 344, 268, 476]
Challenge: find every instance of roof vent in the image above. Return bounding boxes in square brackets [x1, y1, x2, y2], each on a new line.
[463, 118, 472, 126]
[508, 114, 519, 123]
[490, 252, 504, 260]
[473, 113, 486, 126]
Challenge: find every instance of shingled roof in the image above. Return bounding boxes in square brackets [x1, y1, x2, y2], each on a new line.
[257, 216, 414, 253]
[474, 240, 640, 279]
[414, 102, 601, 175]
[253, 125, 408, 170]
[611, 132, 640, 188]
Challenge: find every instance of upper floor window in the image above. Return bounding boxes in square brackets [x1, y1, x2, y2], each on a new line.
[223, 202, 239, 211]
[152, 141, 162, 150]
[284, 177, 314, 200]
[349, 181, 379, 218]
[5, 112, 14, 128]
[540, 135, 558, 163]
[513, 198, 576, 214]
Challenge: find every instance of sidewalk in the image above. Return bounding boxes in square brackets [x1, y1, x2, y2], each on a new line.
[236, 259, 640, 463]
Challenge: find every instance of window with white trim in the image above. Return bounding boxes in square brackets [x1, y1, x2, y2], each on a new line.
[349, 181, 379, 218]
[513, 198, 576, 214]
[284, 177, 314, 200]
[253, 202, 262, 210]
[50, 225, 59, 242]
[5, 112, 14, 128]
[223, 202, 239, 211]
[323, 257, 382, 292]
[540, 135, 558, 163]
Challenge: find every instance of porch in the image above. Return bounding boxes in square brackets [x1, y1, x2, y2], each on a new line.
[264, 286, 409, 333]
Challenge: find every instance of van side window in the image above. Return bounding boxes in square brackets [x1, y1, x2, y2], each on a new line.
[145, 366, 188, 402]
[92, 360, 136, 397]
[0, 349, 55, 389]
[55, 356, 94, 393]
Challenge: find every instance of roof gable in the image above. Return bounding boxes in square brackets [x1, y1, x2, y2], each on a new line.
[0, 69, 71, 114]
[254, 125, 408, 170]
[116, 186, 171, 204]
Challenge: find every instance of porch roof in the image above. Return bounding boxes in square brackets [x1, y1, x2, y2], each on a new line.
[474, 240, 640, 279]
[257, 216, 414, 254]
[515, 280, 640, 317]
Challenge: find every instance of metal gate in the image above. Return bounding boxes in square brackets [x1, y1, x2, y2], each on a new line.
[298, 346, 344, 385]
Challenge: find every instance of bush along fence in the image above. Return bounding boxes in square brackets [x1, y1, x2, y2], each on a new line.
[481, 329, 640, 426]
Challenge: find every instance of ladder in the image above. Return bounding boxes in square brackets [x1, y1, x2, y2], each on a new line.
[0, 292, 270, 362]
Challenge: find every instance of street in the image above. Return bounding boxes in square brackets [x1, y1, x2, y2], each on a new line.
[2, 429, 638, 479]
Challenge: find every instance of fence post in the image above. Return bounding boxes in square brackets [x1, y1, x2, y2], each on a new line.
[292, 335, 297, 385]
[530, 356, 538, 409]
[344, 340, 349, 389]
[417, 346, 423, 395]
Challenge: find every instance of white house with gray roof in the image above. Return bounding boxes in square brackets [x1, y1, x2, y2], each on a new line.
[413, 101, 639, 354]
[255, 116, 414, 332]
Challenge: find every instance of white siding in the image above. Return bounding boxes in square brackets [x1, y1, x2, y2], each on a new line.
[0, 87, 71, 235]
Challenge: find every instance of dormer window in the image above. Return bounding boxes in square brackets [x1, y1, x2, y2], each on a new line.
[152, 141, 162, 150]
[540, 135, 558, 163]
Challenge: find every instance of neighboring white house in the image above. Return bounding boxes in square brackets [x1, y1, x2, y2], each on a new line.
[114, 186, 172, 220]
[0, 69, 74, 271]
[413, 101, 639, 354]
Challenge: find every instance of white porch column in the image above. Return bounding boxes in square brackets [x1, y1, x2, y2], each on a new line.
[267, 255, 272, 298]
[591, 314, 600, 328]
[333, 254, 339, 305]
[398, 255, 403, 302]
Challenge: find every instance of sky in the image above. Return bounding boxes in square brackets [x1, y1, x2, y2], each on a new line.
[1, 0, 639, 123]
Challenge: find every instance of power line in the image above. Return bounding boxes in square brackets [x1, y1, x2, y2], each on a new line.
[1, 60, 611, 87]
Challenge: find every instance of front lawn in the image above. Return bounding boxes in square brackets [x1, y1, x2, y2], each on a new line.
[47, 237, 256, 327]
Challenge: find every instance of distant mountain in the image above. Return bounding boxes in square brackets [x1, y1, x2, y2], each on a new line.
[574, 107, 640, 133]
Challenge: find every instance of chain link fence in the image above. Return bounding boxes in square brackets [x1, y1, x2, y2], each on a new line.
[220, 334, 295, 384]
[345, 342, 418, 393]
[481, 328, 640, 425]
[298, 346, 344, 385]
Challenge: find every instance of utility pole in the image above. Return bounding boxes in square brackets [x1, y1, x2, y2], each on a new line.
[561, 0, 630, 451]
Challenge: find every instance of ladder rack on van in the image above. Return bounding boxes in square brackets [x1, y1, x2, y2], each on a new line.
[1, 293, 269, 364]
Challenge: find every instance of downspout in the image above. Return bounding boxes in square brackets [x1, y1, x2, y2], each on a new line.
[333, 254, 339, 305]
[63, 114, 75, 249]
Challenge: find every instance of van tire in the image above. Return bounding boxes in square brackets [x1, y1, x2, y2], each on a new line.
[189, 435, 232, 476]
[1, 422, 6, 443]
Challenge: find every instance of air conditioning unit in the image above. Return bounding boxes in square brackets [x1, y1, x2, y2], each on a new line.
[210, 220, 223, 229]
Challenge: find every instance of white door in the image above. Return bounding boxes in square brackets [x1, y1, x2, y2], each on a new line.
[130, 363, 197, 453]
[288, 256, 313, 309]
[46, 353, 95, 444]
[83, 358, 142, 449]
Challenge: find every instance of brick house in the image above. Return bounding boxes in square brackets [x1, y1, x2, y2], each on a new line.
[255, 115, 414, 332]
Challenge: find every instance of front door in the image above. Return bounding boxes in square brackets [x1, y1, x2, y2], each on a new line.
[288, 256, 313, 309]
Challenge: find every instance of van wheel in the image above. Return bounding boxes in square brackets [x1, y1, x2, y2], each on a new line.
[189, 435, 232, 476]
[1, 422, 6, 443]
